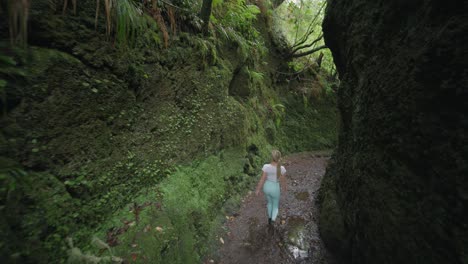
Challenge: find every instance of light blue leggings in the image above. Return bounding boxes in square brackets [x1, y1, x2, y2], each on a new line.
[263, 180, 281, 221]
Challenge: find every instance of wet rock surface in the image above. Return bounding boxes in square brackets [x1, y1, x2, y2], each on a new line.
[215, 152, 336, 264]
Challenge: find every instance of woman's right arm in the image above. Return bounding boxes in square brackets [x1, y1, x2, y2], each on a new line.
[255, 171, 267, 196]
[280, 173, 287, 193]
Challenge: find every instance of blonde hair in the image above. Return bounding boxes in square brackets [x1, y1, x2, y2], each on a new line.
[271, 150, 282, 179]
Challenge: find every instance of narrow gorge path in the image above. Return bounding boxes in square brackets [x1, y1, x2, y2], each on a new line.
[213, 151, 336, 264]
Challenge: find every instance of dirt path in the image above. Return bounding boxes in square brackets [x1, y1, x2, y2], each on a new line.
[212, 151, 336, 264]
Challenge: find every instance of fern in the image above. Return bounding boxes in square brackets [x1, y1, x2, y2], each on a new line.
[193, 38, 218, 66]
[271, 103, 286, 128]
[212, 0, 268, 63]
[114, 0, 145, 46]
[246, 66, 264, 87]
[95, 0, 149, 47]
[216, 0, 261, 41]
[216, 26, 251, 60]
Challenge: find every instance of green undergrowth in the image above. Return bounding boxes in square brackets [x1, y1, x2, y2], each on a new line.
[1, 144, 272, 263]
[66, 148, 270, 263]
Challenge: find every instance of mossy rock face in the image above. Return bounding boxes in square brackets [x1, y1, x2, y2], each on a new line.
[0, 3, 339, 262]
[276, 91, 338, 152]
[319, 0, 468, 263]
[228, 66, 253, 98]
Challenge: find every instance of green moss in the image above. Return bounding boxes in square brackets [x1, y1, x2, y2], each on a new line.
[276, 92, 338, 153]
[0, 166, 77, 261]
[0, 4, 338, 262]
[83, 149, 264, 263]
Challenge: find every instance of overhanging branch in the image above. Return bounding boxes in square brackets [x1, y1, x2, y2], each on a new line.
[290, 45, 327, 58]
[291, 34, 323, 54]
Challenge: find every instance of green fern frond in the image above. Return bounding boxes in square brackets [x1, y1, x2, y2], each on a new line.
[271, 103, 286, 128]
[193, 38, 218, 66]
[114, 0, 146, 47]
[246, 67, 264, 83]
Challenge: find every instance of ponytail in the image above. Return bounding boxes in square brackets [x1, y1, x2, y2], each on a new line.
[271, 149, 282, 179]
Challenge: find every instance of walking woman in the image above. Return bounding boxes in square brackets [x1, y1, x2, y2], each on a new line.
[255, 150, 287, 225]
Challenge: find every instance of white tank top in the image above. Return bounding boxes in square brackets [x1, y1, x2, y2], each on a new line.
[262, 164, 286, 182]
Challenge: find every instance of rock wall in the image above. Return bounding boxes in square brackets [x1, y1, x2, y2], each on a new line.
[0, 2, 338, 261]
[318, 0, 468, 263]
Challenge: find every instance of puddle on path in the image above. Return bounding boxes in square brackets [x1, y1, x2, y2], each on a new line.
[295, 191, 309, 201]
[286, 216, 309, 260]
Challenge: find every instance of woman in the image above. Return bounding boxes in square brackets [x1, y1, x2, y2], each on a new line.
[255, 150, 287, 225]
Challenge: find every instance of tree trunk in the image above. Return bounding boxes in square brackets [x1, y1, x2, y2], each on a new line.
[200, 0, 213, 35]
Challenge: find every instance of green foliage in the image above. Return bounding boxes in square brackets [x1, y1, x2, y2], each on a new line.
[245, 66, 264, 88]
[214, 0, 261, 40]
[0, 1, 339, 262]
[0, 158, 26, 190]
[270, 102, 286, 128]
[96, 0, 160, 48]
[114, 0, 145, 46]
[273, 0, 336, 73]
[287, 60, 304, 72]
[191, 37, 218, 67]
[0, 50, 27, 80]
[0, 162, 77, 261]
[212, 0, 267, 61]
[89, 149, 262, 263]
[276, 92, 338, 152]
[66, 236, 122, 263]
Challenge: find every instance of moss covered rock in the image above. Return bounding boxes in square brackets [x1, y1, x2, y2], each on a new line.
[319, 0, 468, 263]
[0, 3, 338, 262]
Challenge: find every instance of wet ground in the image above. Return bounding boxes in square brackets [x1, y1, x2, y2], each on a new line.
[212, 151, 336, 264]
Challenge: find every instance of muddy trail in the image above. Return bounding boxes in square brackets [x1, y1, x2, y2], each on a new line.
[212, 152, 336, 264]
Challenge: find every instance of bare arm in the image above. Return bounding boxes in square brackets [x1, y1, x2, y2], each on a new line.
[280, 173, 287, 193]
[255, 171, 267, 196]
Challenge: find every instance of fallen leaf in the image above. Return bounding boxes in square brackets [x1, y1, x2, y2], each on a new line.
[144, 224, 151, 233]
[225, 216, 229, 220]
[219, 237, 224, 244]
[131, 253, 138, 261]
[281, 220, 286, 225]
[131, 244, 138, 248]
[155, 226, 163, 232]
[209, 260, 214, 263]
